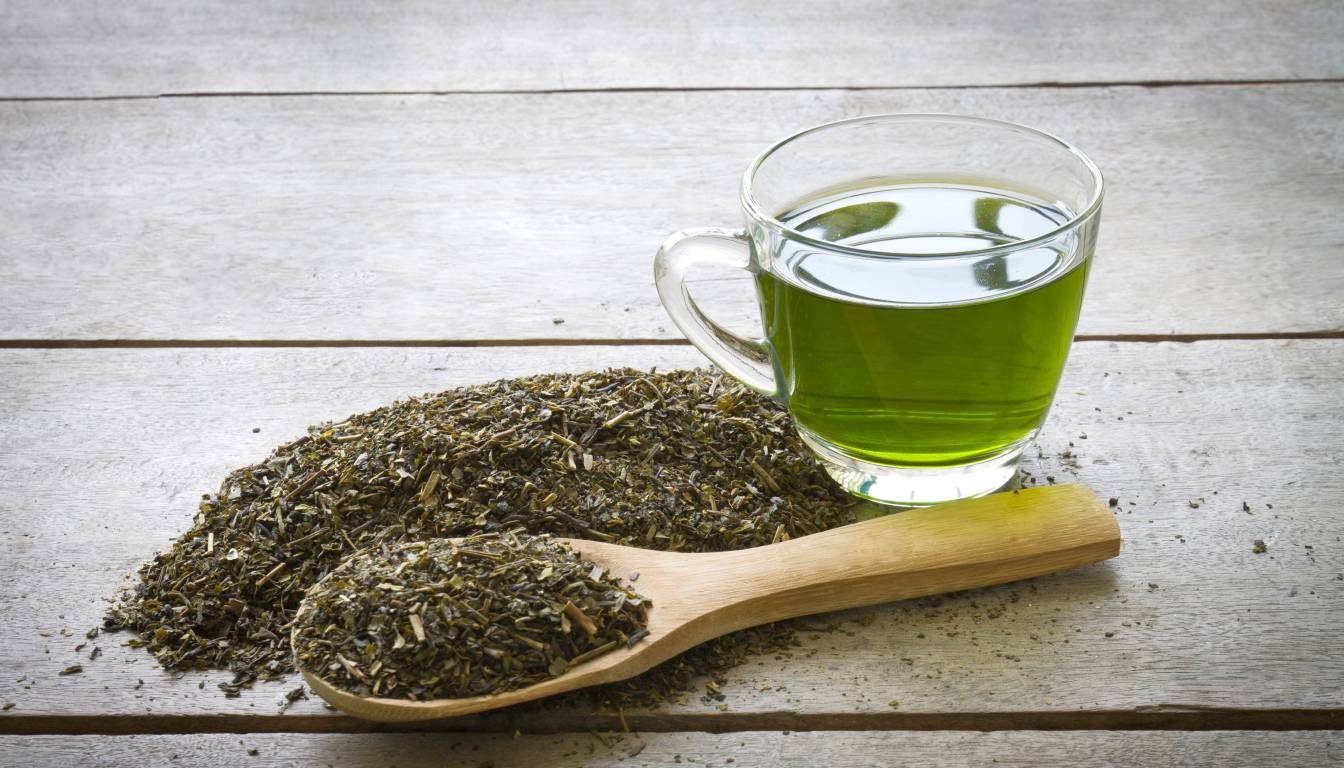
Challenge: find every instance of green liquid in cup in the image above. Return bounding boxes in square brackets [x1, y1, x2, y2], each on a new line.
[754, 179, 1092, 467]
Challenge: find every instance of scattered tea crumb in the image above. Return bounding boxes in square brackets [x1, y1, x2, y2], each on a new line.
[251, 427, 260, 434]
[278, 685, 307, 713]
[59, 665, 83, 675]
[1253, 540, 1268, 554]
[552, 317, 565, 325]
[1188, 499, 1202, 508]
[1108, 497, 1119, 507]
[247, 748, 258, 757]
[1104, 631, 1115, 638]
[2, 703, 14, 711]
[1147, 583, 1159, 591]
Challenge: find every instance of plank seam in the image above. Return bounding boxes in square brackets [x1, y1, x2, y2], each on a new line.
[1, 78, 1341, 102]
[1, 709, 1340, 736]
[0, 332, 1340, 349]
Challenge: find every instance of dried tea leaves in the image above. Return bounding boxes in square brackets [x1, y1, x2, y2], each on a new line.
[294, 533, 649, 700]
[104, 367, 856, 704]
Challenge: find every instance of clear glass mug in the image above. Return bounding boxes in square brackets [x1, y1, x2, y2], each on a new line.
[655, 114, 1103, 506]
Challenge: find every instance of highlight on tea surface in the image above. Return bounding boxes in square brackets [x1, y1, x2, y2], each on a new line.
[293, 533, 649, 700]
[104, 368, 857, 705]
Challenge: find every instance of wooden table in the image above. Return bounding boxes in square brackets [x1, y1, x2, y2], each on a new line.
[2, 2, 1342, 765]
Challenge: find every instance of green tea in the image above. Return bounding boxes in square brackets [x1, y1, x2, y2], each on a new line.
[293, 533, 650, 700]
[754, 179, 1092, 467]
[104, 368, 857, 707]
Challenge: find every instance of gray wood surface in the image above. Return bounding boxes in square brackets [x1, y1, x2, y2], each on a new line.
[1, 341, 1340, 727]
[2, 731, 1340, 768]
[2, 1, 1340, 98]
[2, 84, 1342, 342]
[4, 0, 1341, 757]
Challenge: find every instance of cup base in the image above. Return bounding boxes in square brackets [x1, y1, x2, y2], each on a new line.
[796, 425, 1030, 507]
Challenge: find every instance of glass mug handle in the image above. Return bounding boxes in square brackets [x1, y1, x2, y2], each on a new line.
[654, 228, 778, 396]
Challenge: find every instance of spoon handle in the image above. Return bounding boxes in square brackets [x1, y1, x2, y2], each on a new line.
[692, 484, 1120, 629]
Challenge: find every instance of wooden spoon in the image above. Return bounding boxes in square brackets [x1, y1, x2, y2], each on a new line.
[300, 483, 1119, 722]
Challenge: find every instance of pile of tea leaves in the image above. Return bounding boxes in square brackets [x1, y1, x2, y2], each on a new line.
[105, 367, 857, 706]
[294, 533, 649, 700]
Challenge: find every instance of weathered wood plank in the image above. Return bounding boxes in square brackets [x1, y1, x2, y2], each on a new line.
[2, 0, 1341, 98]
[2, 85, 1342, 341]
[1, 732, 1340, 768]
[0, 340, 1340, 728]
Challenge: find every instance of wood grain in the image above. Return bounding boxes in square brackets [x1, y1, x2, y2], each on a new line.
[2, 85, 1342, 341]
[1, 0, 1342, 98]
[2, 731, 1341, 768]
[0, 340, 1340, 729]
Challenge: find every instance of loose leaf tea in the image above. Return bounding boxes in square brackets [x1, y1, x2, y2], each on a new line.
[293, 533, 650, 700]
[105, 368, 856, 705]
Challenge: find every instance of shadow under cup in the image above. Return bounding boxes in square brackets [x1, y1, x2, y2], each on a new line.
[655, 114, 1104, 506]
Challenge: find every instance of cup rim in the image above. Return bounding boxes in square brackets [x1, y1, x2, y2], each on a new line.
[739, 113, 1105, 260]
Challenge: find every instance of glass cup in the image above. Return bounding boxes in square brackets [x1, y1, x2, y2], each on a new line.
[655, 114, 1103, 506]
